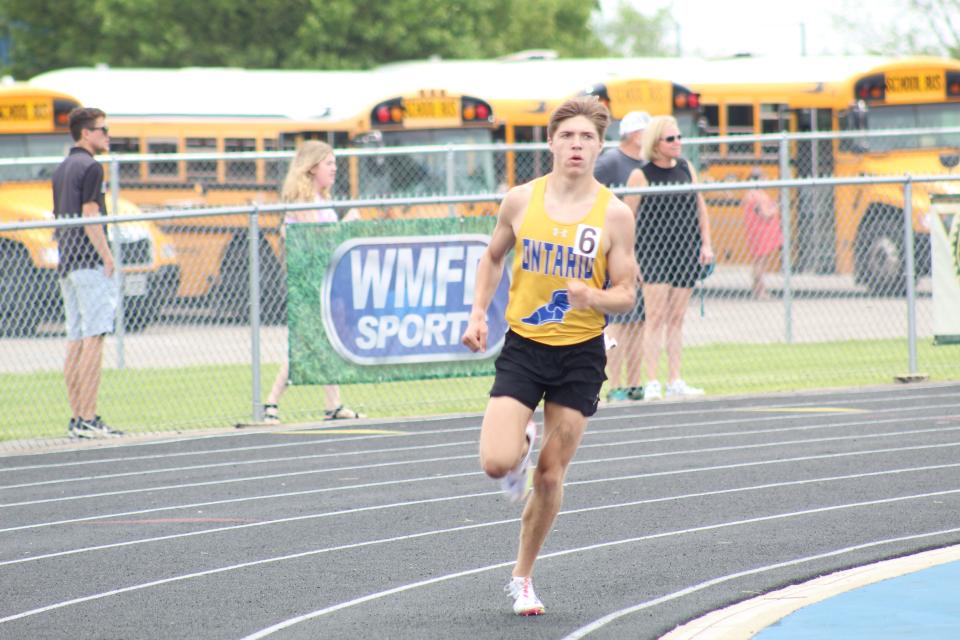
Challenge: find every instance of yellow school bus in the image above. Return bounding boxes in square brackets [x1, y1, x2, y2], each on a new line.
[29, 68, 503, 320]
[377, 56, 703, 188]
[0, 84, 179, 335]
[676, 55, 960, 294]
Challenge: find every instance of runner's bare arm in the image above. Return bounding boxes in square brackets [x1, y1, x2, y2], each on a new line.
[566, 198, 637, 313]
[461, 186, 527, 353]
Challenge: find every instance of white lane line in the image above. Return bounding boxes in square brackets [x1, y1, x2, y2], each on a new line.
[238, 498, 960, 639]
[3, 419, 959, 510]
[0, 440, 475, 491]
[6, 439, 960, 535]
[5, 458, 960, 568]
[559, 529, 960, 640]
[4, 405, 958, 492]
[4, 484, 960, 627]
[5, 387, 957, 471]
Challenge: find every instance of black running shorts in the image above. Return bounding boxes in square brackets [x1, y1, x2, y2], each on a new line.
[490, 330, 606, 417]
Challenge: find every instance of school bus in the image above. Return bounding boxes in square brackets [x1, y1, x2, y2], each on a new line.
[0, 84, 179, 335]
[376, 55, 704, 188]
[29, 67, 503, 320]
[674, 55, 960, 294]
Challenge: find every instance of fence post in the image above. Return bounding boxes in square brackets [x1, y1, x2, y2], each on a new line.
[109, 155, 126, 369]
[778, 133, 794, 343]
[249, 205, 263, 423]
[446, 145, 456, 218]
[902, 178, 918, 375]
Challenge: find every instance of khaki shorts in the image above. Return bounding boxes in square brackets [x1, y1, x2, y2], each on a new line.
[60, 267, 118, 340]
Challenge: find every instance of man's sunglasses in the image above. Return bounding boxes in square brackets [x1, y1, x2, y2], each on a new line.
[661, 134, 682, 143]
[87, 126, 109, 135]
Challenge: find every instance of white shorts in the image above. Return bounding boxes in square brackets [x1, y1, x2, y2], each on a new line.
[60, 268, 118, 340]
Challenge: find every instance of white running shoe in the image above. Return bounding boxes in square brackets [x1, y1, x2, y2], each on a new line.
[643, 380, 662, 401]
[666, 379, 705, 398]
[501, 419, 536, 502]
[505, 576, 545, 616]
[603, 331, 618, 351]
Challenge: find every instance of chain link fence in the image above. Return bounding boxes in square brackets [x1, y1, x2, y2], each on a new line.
[2, 131, 960, 447]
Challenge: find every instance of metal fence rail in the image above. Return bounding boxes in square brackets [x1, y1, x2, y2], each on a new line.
[2, 170, 959, 448]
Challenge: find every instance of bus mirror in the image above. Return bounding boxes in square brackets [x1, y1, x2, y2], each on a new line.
[851, 100, 868, 129]
[940, 153, 960, 170]
[355, 130, 383, 147]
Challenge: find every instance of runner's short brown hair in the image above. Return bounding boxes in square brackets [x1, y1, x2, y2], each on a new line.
[547, 96, 610, 141]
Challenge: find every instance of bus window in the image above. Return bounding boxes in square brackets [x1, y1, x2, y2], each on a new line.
[147, 139, 178, 178]
[263, 137, 294, 184]
[110, 137, 141, 179]
[726, 104, 754, 154]
[701, 105, 720, 155]
[360, 128, 497, 197]
[760, 103, 788, 154]
[0, 132, 72, 180]
[225, 137, 256, 182]
[866, 104, 960, 151]
[186, 137, 217, 182]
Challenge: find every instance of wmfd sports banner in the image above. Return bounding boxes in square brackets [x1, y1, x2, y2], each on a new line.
[286, 217, 509, 384]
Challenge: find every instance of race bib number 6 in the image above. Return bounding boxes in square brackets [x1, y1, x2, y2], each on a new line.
[573, 224, 602, 259]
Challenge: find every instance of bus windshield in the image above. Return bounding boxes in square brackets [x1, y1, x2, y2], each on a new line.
[866, 104, 960, 151]
[358, 128, 496, 197]
[0, 133, 73, 181]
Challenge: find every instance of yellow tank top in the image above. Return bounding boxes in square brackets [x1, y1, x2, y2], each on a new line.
[505, 176, 610, 346]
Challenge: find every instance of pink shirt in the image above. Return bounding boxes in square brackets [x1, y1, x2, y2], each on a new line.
[284, 196, 338, 225]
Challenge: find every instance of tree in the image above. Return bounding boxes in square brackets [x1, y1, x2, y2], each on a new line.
[834, 0, 960, 57]
[593, 1, 675, 57]
[1, 0, 608, 80]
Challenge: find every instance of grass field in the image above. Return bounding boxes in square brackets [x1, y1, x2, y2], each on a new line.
[2, 338, 957, 443]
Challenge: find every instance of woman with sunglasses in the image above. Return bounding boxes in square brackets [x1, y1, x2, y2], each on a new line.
[623, 115, 713, 400]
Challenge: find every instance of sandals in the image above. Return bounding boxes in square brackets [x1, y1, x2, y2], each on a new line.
[263, 403, 280, 424]
[324, 405, 365, 420]
[264, 403, 364, 423]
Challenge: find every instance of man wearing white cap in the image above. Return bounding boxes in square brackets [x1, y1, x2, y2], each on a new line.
[593, 110, 650, 188]
[594, 110, 650, 402]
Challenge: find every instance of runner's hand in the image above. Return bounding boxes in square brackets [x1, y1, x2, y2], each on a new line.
[566, 280, 593, 309]
[462, 317, 488, 353]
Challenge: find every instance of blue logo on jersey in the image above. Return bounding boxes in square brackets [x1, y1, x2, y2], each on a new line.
[521, 289, 570, 326]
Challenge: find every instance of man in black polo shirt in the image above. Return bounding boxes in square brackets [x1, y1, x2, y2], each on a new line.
[52, 107, 122, 439]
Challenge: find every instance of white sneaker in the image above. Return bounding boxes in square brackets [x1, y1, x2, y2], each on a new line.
[666, 379, 705, 398]
[505, 576, 545, 616]
[643, 380, 662, 401]
[603, 331, 618, 351]
[501, 419, 536, 502]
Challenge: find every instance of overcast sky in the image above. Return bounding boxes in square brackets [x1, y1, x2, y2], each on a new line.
[599, 0, 912, 58]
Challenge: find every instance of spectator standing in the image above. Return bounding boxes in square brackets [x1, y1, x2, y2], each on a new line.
[624, 115, 714, 401]
[594, 110, 650, 401]
[53, 107, 123, 439]
[263, 141, 364, 423]
[742, 168, 783, 299]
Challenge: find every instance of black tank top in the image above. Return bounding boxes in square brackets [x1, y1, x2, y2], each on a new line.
[637, 158, 701, 251]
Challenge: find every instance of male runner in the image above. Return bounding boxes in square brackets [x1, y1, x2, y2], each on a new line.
[462, 96, 639, 616]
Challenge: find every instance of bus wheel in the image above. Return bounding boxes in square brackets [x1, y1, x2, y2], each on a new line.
[0, 243, 42, 337]
[858, 214, 906, 296]
[211, 235, 286, 325]
[211, 236, 249, 324]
